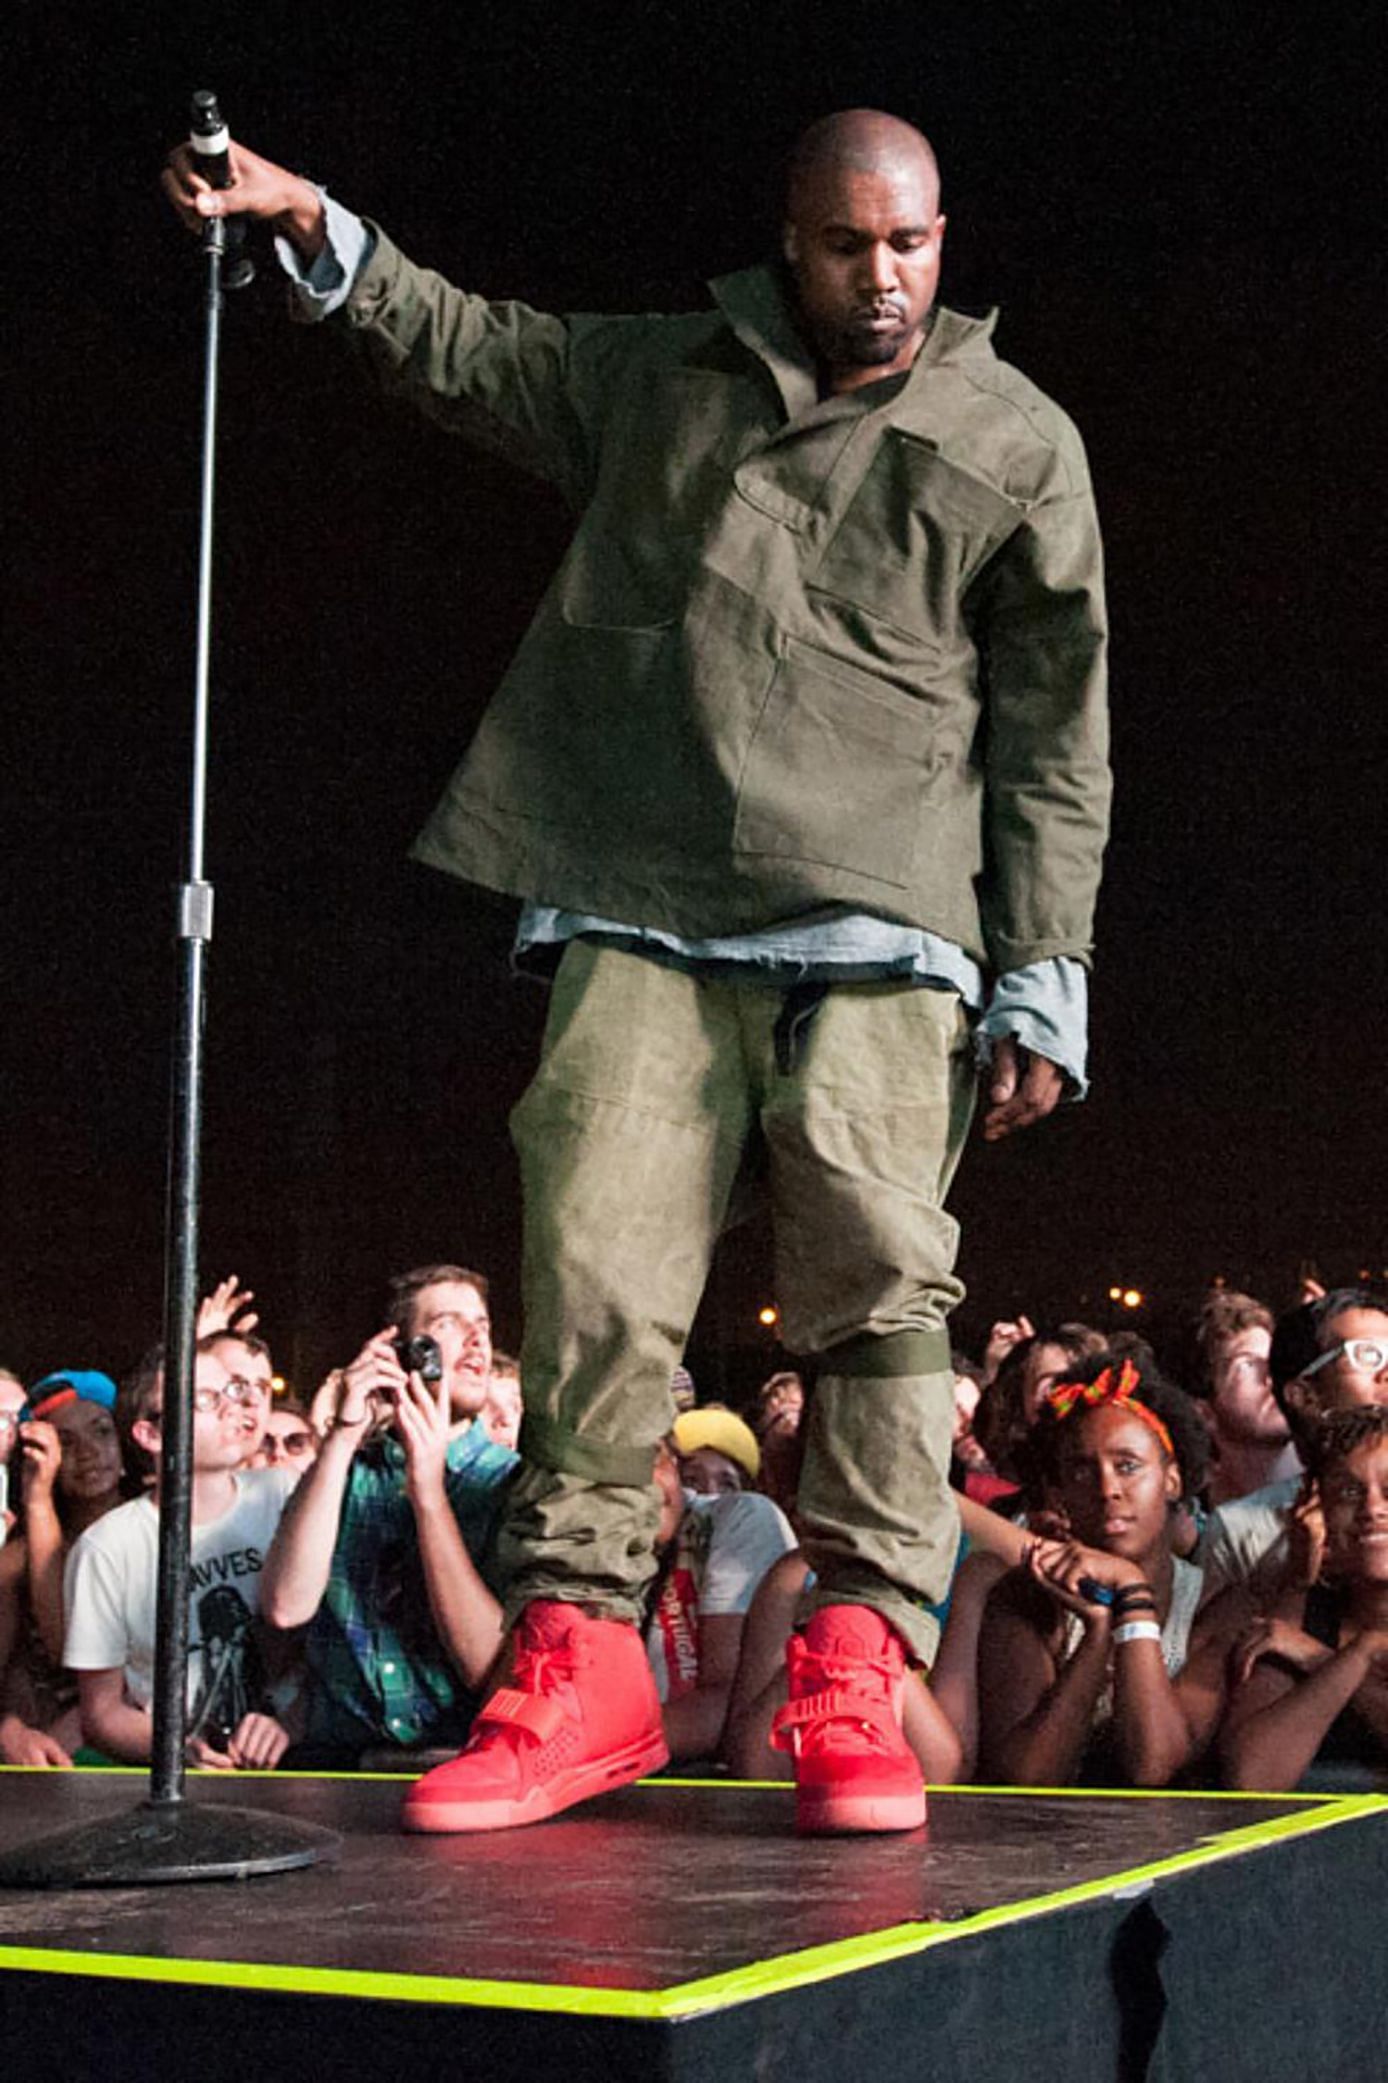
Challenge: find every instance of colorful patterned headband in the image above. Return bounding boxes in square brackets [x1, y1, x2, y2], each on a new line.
[1044, 1357, 1175, 1460]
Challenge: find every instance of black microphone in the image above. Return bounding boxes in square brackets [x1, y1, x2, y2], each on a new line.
[189, 89, 255, 288]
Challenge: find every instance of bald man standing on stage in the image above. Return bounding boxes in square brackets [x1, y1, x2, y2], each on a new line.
[165, 108, 1109, 1835]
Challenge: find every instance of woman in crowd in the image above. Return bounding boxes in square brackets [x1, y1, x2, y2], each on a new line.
[972, 1322, 1108, 1514]
[723, 1487, 1034, 1784]
[672, 1406, 761, 1497]
[976, 1352, 1245, 1786]
[1222, 1405, 1388, 1790]
[0, 1371, 125, 1765]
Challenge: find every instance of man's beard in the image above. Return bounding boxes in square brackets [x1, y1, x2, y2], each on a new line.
[1221, 1405, 1294, 1450]
[833, 312, 914, 367]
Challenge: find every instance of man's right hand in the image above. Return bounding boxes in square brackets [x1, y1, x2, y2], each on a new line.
[333, 1329, 411, 1436]
[160, 138, 327, 260]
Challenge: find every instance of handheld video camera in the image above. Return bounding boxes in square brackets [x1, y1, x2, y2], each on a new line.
[395, 1333, 444, 1384]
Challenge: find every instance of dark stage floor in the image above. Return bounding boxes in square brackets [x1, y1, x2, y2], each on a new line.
[0, 1770, 1383, 2081]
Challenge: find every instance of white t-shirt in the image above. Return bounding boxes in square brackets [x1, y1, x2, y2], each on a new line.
[64, 1468, 297, 1734]
[1197, 1474, 1301, 1603]
[645, 1489, 796, 1704]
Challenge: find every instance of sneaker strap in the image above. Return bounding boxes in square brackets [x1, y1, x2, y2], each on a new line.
[476, 1687, 567, 1743]
[769, 1686, 897, 1754]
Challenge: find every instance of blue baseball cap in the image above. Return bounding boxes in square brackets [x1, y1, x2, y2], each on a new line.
[23, 1370, 119, 1422]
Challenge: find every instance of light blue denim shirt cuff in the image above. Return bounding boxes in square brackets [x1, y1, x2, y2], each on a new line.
[273, 189, 373, 319]
[976, 957, 1089, 1099]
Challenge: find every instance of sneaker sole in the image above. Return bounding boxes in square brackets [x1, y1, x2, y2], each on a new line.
[400, 1729, 670, 1835]
[795, 1786, 927, 1835]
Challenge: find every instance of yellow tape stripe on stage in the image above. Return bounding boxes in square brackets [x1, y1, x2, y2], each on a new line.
[647, 1777, 1350, 1802]
[0, 1940, 671, 2017]
[652, 1790, 1386, 2017]
[0, 1787, 1381, 2021]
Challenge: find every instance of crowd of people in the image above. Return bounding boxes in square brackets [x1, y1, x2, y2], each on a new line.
[4, 1269, 1386, 1799]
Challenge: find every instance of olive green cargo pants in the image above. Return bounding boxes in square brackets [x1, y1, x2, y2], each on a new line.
[497, 939, 975, 1663]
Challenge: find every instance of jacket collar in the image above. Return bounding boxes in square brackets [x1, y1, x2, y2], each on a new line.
[708, 262, 999, 423]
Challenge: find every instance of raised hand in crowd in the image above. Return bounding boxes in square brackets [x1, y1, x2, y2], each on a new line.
[196, 1275, 259, 1341]
[394, 1359, 506, 1690]
[17, 1418, 67, 1664]
[336, 1330, 410, 1434]
[982, 1315, 1035, 1384]
[260, 1330, 407, 1632]
[18, 1418, 62, 1505]
[394, 1368, 452, 1509]
[308, 1369, 345, 1440]
[1287, 1475, 1327, 1589]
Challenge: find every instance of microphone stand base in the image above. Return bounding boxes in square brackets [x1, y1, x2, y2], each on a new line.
[0, 1796, 340, 1889]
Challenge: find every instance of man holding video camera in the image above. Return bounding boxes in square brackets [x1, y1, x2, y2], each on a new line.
[260, 1264, 516, 1767]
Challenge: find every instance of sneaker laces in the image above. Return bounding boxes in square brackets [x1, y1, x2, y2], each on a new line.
[512, 1632, 593, 1701]
[777, 1639, 904, 1760]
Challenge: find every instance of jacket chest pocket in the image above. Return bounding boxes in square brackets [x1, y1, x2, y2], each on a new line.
[560, 368, 761, 632]
[808, 430, 1022, 646]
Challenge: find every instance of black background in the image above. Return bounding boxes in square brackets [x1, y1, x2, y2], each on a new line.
[5, 2, 1385, 1396]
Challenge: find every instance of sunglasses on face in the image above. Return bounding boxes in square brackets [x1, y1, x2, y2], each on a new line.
[265, 1430, 316, 1458]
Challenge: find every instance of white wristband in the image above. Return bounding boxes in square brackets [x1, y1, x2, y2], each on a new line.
[1113, 1620, 1162, 1647]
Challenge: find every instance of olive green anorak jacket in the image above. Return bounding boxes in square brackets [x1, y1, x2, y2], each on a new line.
[341, 233, 1110, 975]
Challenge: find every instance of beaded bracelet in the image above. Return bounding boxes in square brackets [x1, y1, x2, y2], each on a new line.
[1113, 1619, 1163, 1647]
[1112, 1583, 1157, 1613]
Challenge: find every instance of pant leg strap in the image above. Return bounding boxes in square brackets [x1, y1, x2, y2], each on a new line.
[814, 1326, 952, 1378]
[519, 1410, 659, 1489]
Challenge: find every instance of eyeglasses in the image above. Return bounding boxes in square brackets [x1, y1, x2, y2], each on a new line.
[155, 1380, 266, 1416]
[144, 1379, 260, 1426]
[223, 1375, 270, 1403]
[1302, 1338, 1388, 1379]
[0, 1411, 19, 1435]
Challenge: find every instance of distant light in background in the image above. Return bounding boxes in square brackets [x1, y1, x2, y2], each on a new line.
[270, 1374, 287, 1395]
[758, 1305, 779, 1328]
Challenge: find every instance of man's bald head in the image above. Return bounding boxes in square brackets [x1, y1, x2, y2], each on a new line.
[785, 110, 940, 223]
[782, 110, 947, 394]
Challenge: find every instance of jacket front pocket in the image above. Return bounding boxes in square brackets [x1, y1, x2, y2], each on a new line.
[809, 430, 1022, 644]
[733, 638, 947, 890]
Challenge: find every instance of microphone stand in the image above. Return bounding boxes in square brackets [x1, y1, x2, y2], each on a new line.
[0, 202, 337, 1887]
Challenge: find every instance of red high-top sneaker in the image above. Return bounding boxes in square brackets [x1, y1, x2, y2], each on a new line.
[770, 1604, 927, 1834]
[401, 1600, 669, 1833]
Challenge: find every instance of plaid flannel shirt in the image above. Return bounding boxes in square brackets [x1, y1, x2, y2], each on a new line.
[303, 1421, 516, 1753]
